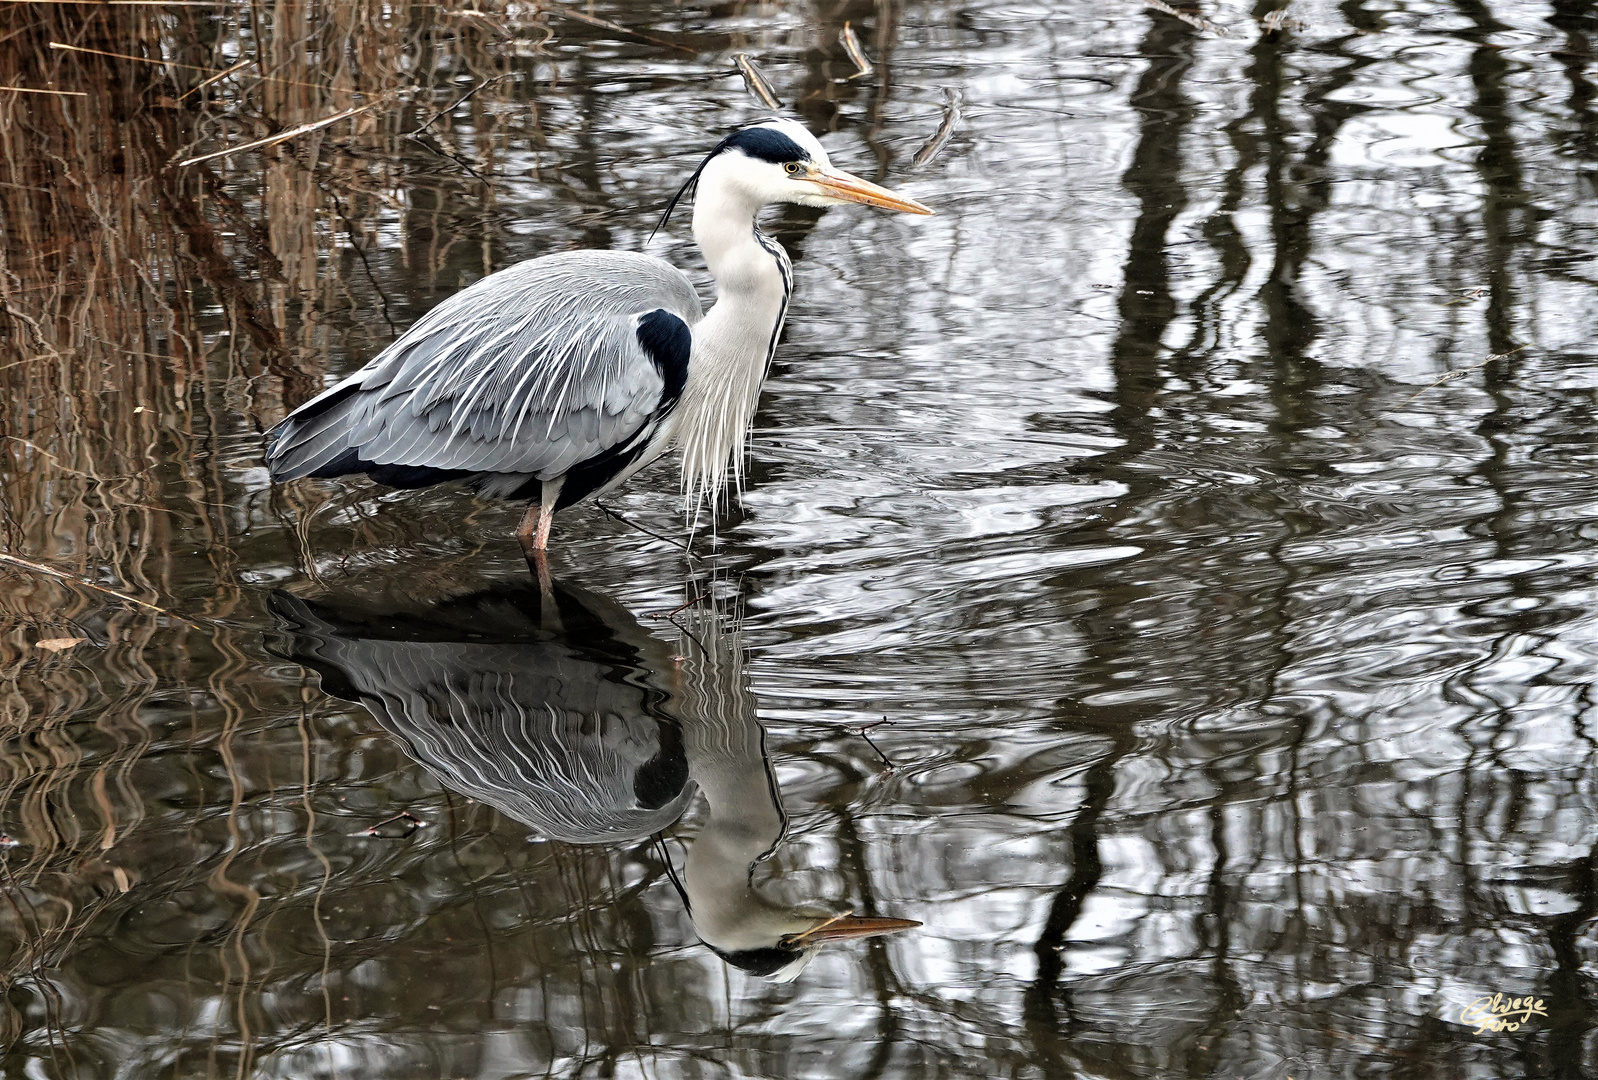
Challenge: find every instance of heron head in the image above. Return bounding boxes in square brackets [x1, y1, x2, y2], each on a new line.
[705, 905, 923, 982]
[652, 118, 932, 239]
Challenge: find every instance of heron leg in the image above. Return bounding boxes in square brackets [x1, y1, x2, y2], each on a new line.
[516, 503, 543, 552]
[518, 482, 563, 595]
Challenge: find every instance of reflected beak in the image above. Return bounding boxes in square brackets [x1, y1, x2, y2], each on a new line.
[790, 914, 923, 945]
[806, 167, 934, 215]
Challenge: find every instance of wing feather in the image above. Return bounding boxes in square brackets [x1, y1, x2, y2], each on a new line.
[267, 251, 701, 483]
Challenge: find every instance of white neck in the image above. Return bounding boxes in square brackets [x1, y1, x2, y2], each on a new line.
[674, 615, 797, 955]
[673, 165, 792, 513]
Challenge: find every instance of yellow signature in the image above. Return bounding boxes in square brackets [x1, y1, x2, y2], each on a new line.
[1460, 992, 1548, 1034]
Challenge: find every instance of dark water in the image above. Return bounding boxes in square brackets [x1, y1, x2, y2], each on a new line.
[4, 0, 1598, 1076]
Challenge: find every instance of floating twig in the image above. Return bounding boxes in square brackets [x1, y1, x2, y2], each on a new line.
[912, 87, 963, 170]
[839, 22, 873, 80]
[50, 40, 228, 74]
[649, 592, 710, 620]
[847, 718, 897, 772]
[1442, 285, 1487, 307]
[0, 85, 88, 97]
[1142, 0, 1231, 37]
[408, 131, 493, 184]
[538, 4, 696, 54]
[593, 501, 700, 561]
[0, 551, 184, 618]
[176, 101, 378, 167]
[734, 54, 783, 110]
[178, 57, 252, 101]
[358, 811, 426, 838]
[1260, 6, 1306, 33]
[1390, 346, 1528, 414]
[406, 73, 512, 138]
[402, 76, 513, 186]
[15, 0, 232, 5]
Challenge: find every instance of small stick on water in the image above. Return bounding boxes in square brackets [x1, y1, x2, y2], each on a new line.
[1442, 285, 1487, 307]
[358, 811, 425, 838]
[176, 101, 378, 167]
[1141, 0, 1231, 37]
[401, 75, 512, 184]
[0, 550, 185, 619]
[848, 718, 896, 771]
[912, 87, 963, 170]
[0, 86, 88, 97]
[1391, 346, 1527, 414]
[50, 42, 362, 93]
[839, 22, 873, 80]
[406, 73, 512, 138]
[649, 592, 710, 619]
[20, 0, 230, 6]
[50, 41, 228, 73]
[178, 57, 252, 101]
[538, 4, 697, 55]
[408, 132, 492, 184]
[594, 502, 700, 561]
[734, 54, 783, 110]
[1260, 6, 1305, 33]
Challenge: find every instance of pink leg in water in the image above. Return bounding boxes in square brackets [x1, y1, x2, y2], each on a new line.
[517, 500, 554, 594]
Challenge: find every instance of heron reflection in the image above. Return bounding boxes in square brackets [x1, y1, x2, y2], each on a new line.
[272, 579, 916, 980]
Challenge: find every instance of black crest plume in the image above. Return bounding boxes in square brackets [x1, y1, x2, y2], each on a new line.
[649, 123, 810, 243]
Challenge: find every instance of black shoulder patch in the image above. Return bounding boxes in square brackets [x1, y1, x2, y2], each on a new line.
[636, 308, 691, 411]
[633, 719, 689, 810]
[720, 126, 809, 164]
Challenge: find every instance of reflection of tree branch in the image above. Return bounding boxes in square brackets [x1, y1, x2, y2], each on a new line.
[832, 805, 904, 1080]
[322, 186, 398, 337]
[1548, 1, 1598, 162]
[1090, 14, 1198, 482]
[196, 161, 286, 284]
[1189, 775, 1246, 1073]
[1544, 839, 1596, 1074]
[156, 165, 286, 361]
[407, 129, 494, 187]
[1023, 727, 1131, 1043]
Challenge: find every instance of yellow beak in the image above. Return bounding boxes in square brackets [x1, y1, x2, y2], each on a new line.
[789, 913, 923, 945]
[806, 167, 934, 215]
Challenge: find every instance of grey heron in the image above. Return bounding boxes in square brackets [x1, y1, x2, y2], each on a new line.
[264, 119, 932, 557]
[272, 578, 919, 980]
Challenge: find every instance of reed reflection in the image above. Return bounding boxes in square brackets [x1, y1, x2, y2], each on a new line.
[272, 578, 917, 982]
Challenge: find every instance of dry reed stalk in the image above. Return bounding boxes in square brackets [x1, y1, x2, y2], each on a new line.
[0, 0, 546, 1062]
[0, 552, 181, 617]
[175, 100, 380, 166]
[176, 56, 251, 99]
[6, 0, 232, 5]
[47, 39, 228, 71]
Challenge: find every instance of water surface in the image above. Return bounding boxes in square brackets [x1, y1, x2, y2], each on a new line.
[3, 0, 1598, 1076]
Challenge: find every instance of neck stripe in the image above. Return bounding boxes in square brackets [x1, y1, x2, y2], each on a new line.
[752, 227, 793, 376]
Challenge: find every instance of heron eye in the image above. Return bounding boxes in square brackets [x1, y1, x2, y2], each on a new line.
[784, 161, 803, 175]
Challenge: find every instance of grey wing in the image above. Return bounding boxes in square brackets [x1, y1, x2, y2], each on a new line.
[267, 250, 701, 482]
[271, 590, 697, 844]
